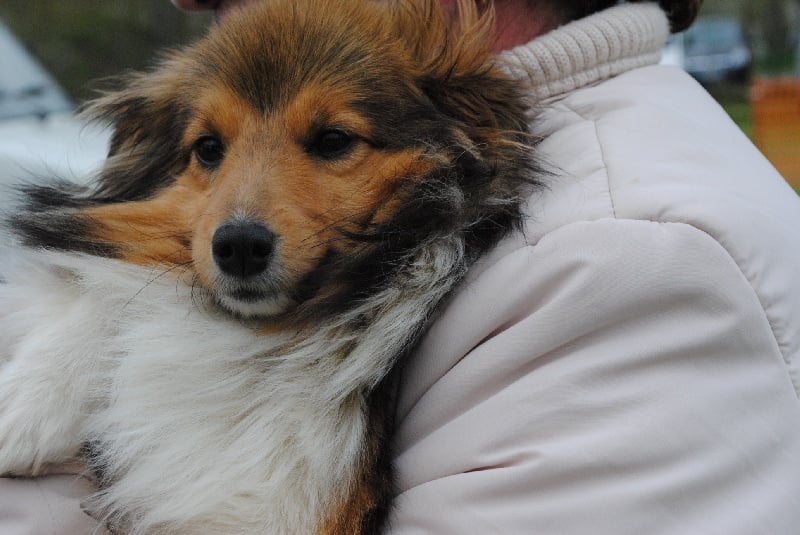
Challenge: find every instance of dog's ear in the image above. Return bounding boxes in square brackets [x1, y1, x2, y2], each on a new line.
[387, 0, 534, 189]
[83, 54, 192, 202]
[383, 0, 539, 252]
[390, 0, 530, 138]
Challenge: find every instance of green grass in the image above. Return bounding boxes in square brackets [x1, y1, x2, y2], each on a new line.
[721, 100, 753, 138]
[755, 50, 797, 77]
[706, 82, 752, 137]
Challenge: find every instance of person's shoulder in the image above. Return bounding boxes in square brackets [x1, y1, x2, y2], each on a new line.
[392, 216, 800, 534]
[524, 64, 799, 277]
[529, 64, 796, 238]
[495, 64, 800, 377]
[391, 65, 800, 533]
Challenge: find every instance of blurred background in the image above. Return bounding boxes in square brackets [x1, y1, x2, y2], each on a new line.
[0, 0, 798, 191]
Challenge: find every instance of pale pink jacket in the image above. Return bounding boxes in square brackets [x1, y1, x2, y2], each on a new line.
[3, 4, 800, 533]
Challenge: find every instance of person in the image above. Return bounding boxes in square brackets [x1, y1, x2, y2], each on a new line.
[3, 0, 800, 532]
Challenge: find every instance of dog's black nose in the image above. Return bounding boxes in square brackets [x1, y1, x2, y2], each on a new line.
[212, 221, 275, 278]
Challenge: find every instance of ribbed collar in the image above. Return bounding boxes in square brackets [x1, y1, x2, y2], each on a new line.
[501, 2, 670, 101]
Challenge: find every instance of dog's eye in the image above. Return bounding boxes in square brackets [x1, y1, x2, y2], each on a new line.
[308, 129, 356, 159]
[193, 136, 225, 169]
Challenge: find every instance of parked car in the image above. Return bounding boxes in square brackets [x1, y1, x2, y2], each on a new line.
[661, 33, 686, 71]
[683, 16, 752, 83]
[0, 19, 108, 207]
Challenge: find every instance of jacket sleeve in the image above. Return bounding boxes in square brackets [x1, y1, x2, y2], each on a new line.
[389, 219, 800, 534]
[0, 471, 103, 534]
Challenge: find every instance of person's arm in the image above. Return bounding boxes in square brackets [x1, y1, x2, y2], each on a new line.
[171, 0, 216, 12]
[0, 470, 104, 534]
[170, 0, 248, 21]
[390, 218, 800, 534]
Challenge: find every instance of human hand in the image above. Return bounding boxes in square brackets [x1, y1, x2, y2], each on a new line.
[171, 0, 253, 21]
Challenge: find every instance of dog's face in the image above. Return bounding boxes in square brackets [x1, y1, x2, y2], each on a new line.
[19, 0, 533, 319]
[178, 74, 438, 316]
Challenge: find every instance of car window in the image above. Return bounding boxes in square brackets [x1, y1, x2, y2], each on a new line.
[685, 19, 746, 55]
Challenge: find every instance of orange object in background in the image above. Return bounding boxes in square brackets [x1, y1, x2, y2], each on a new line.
[750, 78, 800, 189]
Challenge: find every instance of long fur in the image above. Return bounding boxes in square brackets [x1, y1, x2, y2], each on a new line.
[0, 0, 540, 533]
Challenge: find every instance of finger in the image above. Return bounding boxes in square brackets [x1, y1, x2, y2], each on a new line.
[171, 0, 219, 12]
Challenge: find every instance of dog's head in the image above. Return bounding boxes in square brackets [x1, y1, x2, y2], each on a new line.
[16, 0, 536, 318]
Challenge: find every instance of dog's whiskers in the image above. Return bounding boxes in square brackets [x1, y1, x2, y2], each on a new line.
[122, 260, 194, 312]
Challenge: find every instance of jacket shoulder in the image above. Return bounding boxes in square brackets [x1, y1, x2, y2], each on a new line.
[393, 218, 800, 533]
[516, 64, 800, 382]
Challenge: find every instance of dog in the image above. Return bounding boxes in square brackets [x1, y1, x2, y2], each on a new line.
[0, 0, 539, 532]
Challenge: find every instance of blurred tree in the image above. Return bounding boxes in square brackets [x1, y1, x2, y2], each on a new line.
[763, 0, 791, 57]
[0, 1, 209, 101]
[702, 0, 749, 16]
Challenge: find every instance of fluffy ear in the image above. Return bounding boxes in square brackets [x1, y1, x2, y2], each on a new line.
[390, 0, 531, 138]
[385, 0, 539, 221]
[83, 54, 192, 203]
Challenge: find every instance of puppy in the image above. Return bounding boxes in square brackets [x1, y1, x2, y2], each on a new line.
[0, 0, 539, 533]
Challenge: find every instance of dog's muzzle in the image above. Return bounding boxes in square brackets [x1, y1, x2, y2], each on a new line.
[209, 220, 291, 317]
[212, 221, 275, 279]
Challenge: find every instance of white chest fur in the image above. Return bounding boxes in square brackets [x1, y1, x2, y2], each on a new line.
[0, 244, 461, 533]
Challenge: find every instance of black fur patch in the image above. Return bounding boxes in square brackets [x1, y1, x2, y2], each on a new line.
[9, 182, 119, 257]
[89, 96, 191, 203]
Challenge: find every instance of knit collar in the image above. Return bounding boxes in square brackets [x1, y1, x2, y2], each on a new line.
[501, 2, 670, 101]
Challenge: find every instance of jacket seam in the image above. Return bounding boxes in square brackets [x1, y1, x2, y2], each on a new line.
[34, 478, 58, 535]
[670, 221, 799, 398]
[521, 217, 798, 398]
[532, 100, 796, 396]
[591, 119, 618, 219]
[547, 100, 618, 219]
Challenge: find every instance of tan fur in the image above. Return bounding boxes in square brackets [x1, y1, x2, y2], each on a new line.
[88, 81, 437, 304]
